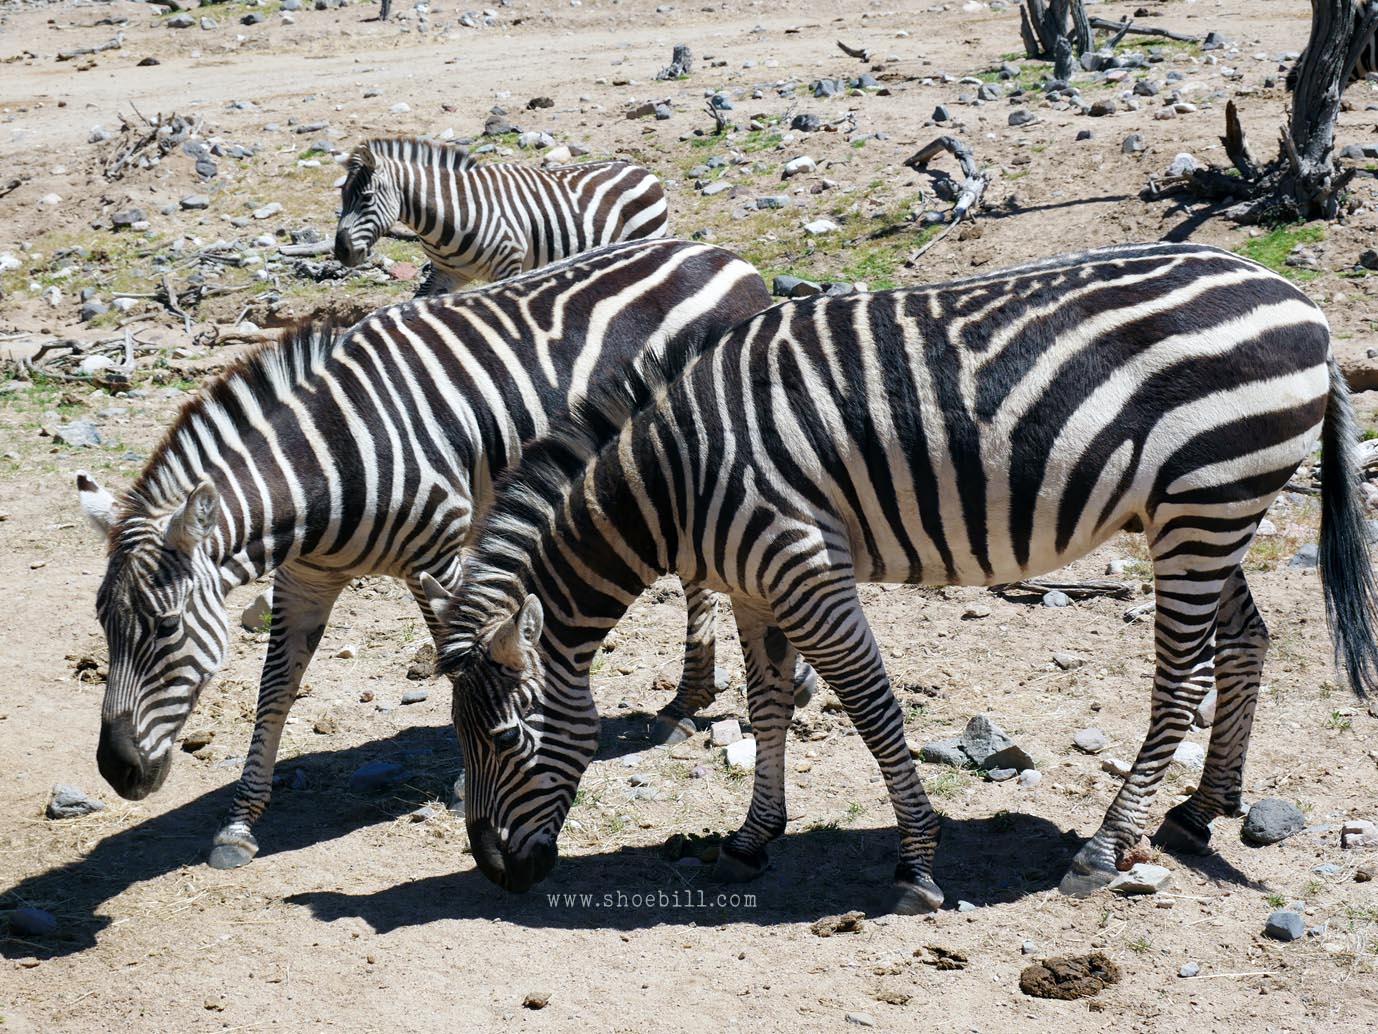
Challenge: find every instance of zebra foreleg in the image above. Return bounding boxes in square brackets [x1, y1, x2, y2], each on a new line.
[1154, 566, 1267, 854]
[209, 566, 347, 869]
[651, 582, 821, 746]
[713, 607, 798, 883]
[773, 585, 943, 914]
[1061, 559, 1224, 896]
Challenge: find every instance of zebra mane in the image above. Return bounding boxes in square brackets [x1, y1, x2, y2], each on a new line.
[357, 136, 476, 172]
[122, 321, 342, 520]
[443, 333, 708, 652]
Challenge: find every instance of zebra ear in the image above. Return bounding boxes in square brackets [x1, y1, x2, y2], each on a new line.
[76, 471, 117, 537]
[350, 143, 375, 171]
[488, 595, 544, 672]
[165, 480, 220, 554]
[419, 572, 458, 627]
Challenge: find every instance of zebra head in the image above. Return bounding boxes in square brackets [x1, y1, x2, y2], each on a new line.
[334, 144, 399, 267]
[77, 473, 230, 800]
[427, 579, 598, 893]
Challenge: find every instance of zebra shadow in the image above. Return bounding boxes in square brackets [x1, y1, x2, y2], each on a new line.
[283, 811, 1080, 933]
[0, 712, 657, 960]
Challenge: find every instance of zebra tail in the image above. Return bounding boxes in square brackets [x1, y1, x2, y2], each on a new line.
[1318, 356, 1378, 701]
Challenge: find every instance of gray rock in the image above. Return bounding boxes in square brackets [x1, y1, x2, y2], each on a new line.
[956, 900, 977, 912]
[1133, 78, 1160, 97]
[919, 737, 969, 768]
[1008, 109, 1035, 127]
[1288, 544, 1319, 569]
[252, 202, 283, 220]
[55, 420, 101, 448]
[986, 766, 1018, 782]
[933, 105, 951, 122]
[80, 300, 108, 323]
[1243, 798, 1305, 845]
[9, 907, 57, 937]
[978, 83, 1002, 101]
[1179, 961, 1200, 978]
[701, 181, 732, 197]
[195, 157, 218, 180]
[168, 12, 194, 28]
[985, 744, 1035, 773]
[1042, 590, 1071, 608]
[755, 195, 789, 210]
[773, 274, 821, 298]
[845, 1014, 876, 1028]
[348, 760, 408, 794]
[240, 591, 272, 632]
[629, 773, 653, 787]
[1122, 133, 1145, 154]
[1108, 862, 1172, 895]
[517, 131, 554, 149]
[1021, 940, 1037, 955]
[654, 103, 673, 120]
[1017, 769, 1042, 788]
[241, 11, 265, 24]
[46, 784, 106, 819]
[960, 715, 1013, 768]
[724, 737, 756, 770]
[782, 155, 816, 178]
[400, 688, 429, 705]
[1341, 819, 1378, 849]
[1089, 99, 1117, 117]
[1313, 863, 1341, 876]
[1073, 728, 1108, 754]
[180, 194, 210, 210]
[1167, 152, 1203, 177]
[1075, 129, 1094, 141]
[111, 208, 146, 229]
[791, 113, 822, 133]
[1053, 652, 1087, 670]
[1265, 910, 1304, 941]
[88, 125, 112, 143]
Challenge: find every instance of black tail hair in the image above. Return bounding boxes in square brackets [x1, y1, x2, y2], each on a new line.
[1319, 357, 1378, 701]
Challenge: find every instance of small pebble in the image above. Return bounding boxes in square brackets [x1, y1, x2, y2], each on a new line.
[1179, 961, 1200, 978]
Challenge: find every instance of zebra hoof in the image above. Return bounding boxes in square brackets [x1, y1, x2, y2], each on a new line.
[650, 713, 696, 746]
[1052, 849, 1118, 898]
[208, 843, 257, 870]
[793, 662, 819, 708]
[1153, 805, 1213, 855]
[712, 844, 766, 883]
[890, 878, 944, 915]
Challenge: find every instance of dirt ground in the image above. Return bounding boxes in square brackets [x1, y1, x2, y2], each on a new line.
[2, 0, 1378, 1031]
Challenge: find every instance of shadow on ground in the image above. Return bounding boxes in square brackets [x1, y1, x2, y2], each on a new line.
[2, 714, 1263, 956]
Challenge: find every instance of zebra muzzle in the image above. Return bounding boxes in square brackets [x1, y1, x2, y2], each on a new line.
[97, 717, 171, 800]
[468, 818, 557, 893]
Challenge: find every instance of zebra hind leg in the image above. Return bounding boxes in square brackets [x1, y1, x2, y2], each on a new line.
[1060, 550, 1227, 896]
[1154, 565, 1267, 854]
[209, 566, 346, 869]
[651, 581, 821, 746]
[713, 609, 798, 884]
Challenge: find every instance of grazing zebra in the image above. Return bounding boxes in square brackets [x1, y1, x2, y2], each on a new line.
[75, 239, 771, 870]
[1286, 0, 1378, 91]
[333, 137, 668, 296]
[429, 242, 1378, 910]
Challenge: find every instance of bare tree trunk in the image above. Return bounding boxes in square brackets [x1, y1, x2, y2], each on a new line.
[1022, 0, 1093, 60]
[1283, 0, 1378, 218]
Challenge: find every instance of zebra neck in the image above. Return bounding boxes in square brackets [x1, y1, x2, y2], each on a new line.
[395, 162, 473, 247]
[126, 434, 305, 590]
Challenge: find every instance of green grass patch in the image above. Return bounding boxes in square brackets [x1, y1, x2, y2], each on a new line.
[1235, 223, 1325, 281]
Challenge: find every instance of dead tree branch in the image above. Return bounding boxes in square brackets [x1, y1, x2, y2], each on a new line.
[901, 136, 988, 265]
[57, 33, 123, 62]
[836, 40, 871, 61]
[1088, 17, 1201, 43]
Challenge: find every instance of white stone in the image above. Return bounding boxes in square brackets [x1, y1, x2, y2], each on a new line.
[38, 193, 61, 207]
[724, 737, 756, 771]
[1171, 740, 1206, 771]
[543, 145, 573, 164]
[1341, 819, 1378, 849]
[782, 155, 816, 178]
[252, 202, 283, 220]
[0, 252, 20, 272]
[1108, 862, 1172, 895]
[1017, 769, 1042, 788]
[710, 718, 743, 747]
[336, 644, 358, 660]
[76, 355, 116, 376]
[804, 219, 839, 236]
[1101, 756, 1131, 779]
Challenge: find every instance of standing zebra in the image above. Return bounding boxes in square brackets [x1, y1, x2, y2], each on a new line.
[75, 239, 770, 870]
[333, 137, 668, 296]
[430, 242, 1378, 910]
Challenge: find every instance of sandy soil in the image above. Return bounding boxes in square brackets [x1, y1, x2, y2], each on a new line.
[2, 1, 1377, 1031]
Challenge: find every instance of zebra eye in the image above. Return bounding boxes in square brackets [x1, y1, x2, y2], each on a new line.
[493, 726, 521, 752]
[155, 615, 181, 639]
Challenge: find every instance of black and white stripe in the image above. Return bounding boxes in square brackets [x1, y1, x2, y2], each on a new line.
[76, 239, 769, 869]
[333, 137, 668, 295]
[435, 242, 1378, 907]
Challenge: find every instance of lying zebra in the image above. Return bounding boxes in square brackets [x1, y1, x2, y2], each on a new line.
[429, 242, 1378, 910]
[76, 239, 768, 870]
[333, 137, 668, 296]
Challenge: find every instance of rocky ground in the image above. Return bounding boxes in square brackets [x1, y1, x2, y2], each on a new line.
[2, 0, 1378, 1031]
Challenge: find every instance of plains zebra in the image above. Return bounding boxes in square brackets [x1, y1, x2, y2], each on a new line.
[333, 137, 668, 296]
[429, 242, 1378, 909]
[75, 239, 771, 870]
